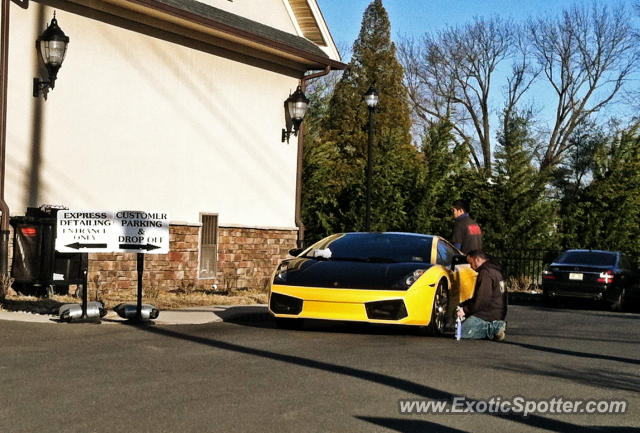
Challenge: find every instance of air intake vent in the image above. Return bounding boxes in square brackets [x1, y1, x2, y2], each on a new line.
[365, 299, 408, 320]
[270, 292, 303, 315]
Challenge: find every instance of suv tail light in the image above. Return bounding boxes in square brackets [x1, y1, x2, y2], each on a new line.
[597, 270, 614, 284]
[542, 270, 555, 280]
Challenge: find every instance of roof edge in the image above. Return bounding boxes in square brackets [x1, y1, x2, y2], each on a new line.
[126, 0, 346, 70]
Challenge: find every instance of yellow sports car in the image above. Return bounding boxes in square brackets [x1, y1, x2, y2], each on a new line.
[268, 232, 477, 335]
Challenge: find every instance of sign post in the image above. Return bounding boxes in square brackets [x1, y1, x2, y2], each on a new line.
[55, 209, 168, 322]
[136, 253, 144, 320]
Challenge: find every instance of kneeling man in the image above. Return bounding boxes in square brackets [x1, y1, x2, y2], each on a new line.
[457, 249, 507, 340]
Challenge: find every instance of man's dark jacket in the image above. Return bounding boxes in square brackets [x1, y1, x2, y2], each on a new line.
[452, 214, 482, 253]
[461, 260, 507, 322]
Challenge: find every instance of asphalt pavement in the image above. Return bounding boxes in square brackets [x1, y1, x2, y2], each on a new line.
[1, 303, 638, 432]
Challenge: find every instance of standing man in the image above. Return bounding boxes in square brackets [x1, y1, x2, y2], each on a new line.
[452, 200, 482, 254]
[457, 250, 507, 340]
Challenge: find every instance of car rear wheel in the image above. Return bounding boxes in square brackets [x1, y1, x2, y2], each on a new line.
[426, 279, 448, 336]
[610, 288, 626, 312]
[542, 289, 557, 307]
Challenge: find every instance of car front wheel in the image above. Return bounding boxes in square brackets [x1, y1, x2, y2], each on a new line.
[426, 279, 449, 336]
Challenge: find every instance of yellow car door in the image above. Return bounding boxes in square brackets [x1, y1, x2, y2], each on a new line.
[434, 237, 477, 306]
[455, 262, 477, 302]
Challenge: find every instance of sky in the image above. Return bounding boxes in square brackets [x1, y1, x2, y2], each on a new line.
[315, 0, 639, 129]
[316, 0, 638, 56]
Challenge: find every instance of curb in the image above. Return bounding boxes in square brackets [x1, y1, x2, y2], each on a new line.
[0, 304, 270, 325]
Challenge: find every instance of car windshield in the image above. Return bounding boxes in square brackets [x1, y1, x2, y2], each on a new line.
[303, 233, 432, 263]
[555, 251, 617, 267]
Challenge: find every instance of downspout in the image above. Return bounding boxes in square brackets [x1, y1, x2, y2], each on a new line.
[295, 65, 330, 248]
[0, 0, 11, 277]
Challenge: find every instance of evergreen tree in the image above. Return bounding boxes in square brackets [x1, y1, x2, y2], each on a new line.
[303, 0, 415, 236]
[409, 120, 468, 236]
[571, 122, 640, 252]
[553, 121, 605, 248]
[484, 111, 557, 252]
[300, 73, 346, 240]
[326, 0, 411, 153]
[369, 131, 421, 232]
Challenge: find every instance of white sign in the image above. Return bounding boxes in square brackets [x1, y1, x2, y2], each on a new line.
[114, 210, 169, 254]
[55, 210, 169, 254]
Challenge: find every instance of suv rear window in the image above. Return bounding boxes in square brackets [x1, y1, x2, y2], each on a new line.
[556, 251, 617, 267]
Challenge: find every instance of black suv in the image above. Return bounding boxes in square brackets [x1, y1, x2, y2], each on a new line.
[542, 249, 638, 310]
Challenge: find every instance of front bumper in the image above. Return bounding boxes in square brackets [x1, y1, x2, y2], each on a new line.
[542, 282, 620, 302]
[268, 283, 435, 326]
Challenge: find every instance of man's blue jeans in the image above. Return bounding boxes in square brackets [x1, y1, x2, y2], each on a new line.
[460, 315, 505, 340]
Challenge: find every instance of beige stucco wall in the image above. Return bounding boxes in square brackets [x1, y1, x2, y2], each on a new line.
[6, 3, 302, 229]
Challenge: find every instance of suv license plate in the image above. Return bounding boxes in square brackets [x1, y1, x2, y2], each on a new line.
[569, 273, 583, 281]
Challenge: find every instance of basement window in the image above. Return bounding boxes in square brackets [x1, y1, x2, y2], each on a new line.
[199, 213, 218, 278]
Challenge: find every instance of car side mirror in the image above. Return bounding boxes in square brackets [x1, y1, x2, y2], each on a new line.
[452, 254, 468, 267]
[288, 248, 303, 257]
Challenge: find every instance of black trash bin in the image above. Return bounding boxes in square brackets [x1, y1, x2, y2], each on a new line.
[10, 206, 83, 296]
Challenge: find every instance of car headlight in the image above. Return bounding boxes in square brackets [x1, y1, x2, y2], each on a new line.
[401, 269, 427, 289]
[273, 262, 289, 283]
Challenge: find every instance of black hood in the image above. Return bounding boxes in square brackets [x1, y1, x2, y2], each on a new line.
[273, 257, 434, 290]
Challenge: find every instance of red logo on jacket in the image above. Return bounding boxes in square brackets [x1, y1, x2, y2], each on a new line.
[468, 224, 482, 235]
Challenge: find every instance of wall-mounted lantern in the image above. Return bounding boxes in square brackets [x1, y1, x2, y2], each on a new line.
[33, 13, 69, 99]
[281, 85, 309, 143]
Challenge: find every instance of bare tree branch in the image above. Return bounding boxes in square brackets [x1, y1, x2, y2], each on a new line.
[529, 2, 640, 170]
[399, 17, 524, 172]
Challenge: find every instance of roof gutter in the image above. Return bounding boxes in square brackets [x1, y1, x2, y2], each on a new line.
[294, 65, 332, 247]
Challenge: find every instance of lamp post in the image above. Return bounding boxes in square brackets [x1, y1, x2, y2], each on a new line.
[364, 85, 378, 232]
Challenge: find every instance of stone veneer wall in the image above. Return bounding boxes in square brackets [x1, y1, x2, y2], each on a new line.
[85, 224, 298, 294]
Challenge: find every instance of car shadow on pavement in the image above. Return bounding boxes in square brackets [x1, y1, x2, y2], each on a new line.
[136, 324, 635, 433]
[509, 293, 640, 314]
[501, 340, 640, 366]
[219, 306, 449, 337]
[511, 331, 640, 345]
[570, 310, 640, 320]
[357, 416, 467, 433]
[498, 362, 640, 393]
[214, 305, 271, 323]
[507, 292, 544, 306]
